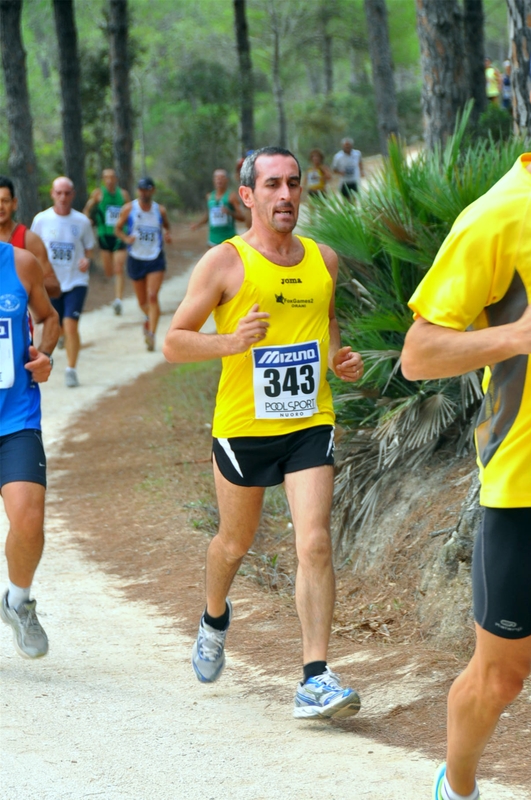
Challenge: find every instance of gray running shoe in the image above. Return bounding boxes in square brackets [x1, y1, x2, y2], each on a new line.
[293, 666, 361, 719]
[145, 332, 155, 352]
[57, 335, 65, 350]
[65, 368, 79, 388]
[1, 590, 49, 658]
[191, 600, 232, 683]
[112, 298, 123, 316]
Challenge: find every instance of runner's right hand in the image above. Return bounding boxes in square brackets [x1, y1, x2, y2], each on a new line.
[230, 304, 270, 353]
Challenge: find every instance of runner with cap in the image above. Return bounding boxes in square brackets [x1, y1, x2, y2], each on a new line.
[114, 177, 171, 351]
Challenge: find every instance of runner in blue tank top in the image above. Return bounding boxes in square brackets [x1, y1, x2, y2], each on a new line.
[0, 242, 60, 659]
[114, 177, 172, 351]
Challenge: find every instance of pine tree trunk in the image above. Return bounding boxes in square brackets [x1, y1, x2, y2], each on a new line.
[507, 0, 531, 136]
[415, 0, 468, 149]
[0, 0, 40, 224]
[108, 0, 133, 194]
[364, 0, 399, 155]
[463, 0, 487, 122]
[323, 32, 333, 96]
[52, 0, 86, 210]
[269, 4, 287, 148]
[233, 0, 255, 152]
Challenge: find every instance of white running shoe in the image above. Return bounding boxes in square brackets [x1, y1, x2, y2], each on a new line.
[191, 600, 232, 683]
[65, 368, 79, 388]
[1, 590, 49, 658]
[112, 298, 123, 315]
[293, 666, 361, 719]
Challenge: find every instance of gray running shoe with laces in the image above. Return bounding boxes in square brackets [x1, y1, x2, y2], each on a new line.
[293, 666, 361, 719]
[191, 599, 232, 682]
[1, 590, 49, 658]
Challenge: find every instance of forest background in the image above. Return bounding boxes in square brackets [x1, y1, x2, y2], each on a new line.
[0, 0, 512, 210]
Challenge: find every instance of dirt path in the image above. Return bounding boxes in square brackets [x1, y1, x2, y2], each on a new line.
[0, 228, 528, 800]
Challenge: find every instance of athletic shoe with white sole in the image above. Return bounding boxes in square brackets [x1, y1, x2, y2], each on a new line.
[293, 666, 361, 719]
[65, 368, 79, 388]
[145, 332, 155, 352]
[191, 600, 232, 683]
[112, 298, 123, 315]
[432, 763, 481, 800]
[1, 590, 49, 658]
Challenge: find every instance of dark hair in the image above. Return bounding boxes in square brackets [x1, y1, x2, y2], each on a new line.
[0, 176, 15, 198]
[240, 147, 301, 189]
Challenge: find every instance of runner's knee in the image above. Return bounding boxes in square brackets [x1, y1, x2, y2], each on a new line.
[296, 527, 332, 567]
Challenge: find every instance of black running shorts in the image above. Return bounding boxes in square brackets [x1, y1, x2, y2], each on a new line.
[212, 425, 335, 487]
[340, 181, 358, 198]
[98, 234, 126, 252]
[473, 507, 531, 639]
[0, 429, 46, 488]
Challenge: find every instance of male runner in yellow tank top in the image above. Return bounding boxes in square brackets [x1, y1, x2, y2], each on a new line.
[164, 147, 364, 719]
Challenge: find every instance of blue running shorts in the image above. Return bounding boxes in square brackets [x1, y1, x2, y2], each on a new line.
[0, 429, 46, 488]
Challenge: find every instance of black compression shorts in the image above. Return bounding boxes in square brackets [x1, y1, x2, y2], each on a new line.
[473, 507, 531, 639]
[0, 429, 46, 488]
[212, 425, 335, 487]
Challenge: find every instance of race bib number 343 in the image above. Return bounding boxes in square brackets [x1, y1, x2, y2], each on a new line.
[252, 340, 320, 419]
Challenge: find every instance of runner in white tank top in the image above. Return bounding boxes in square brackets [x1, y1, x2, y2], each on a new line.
[114, 177, 172, 351]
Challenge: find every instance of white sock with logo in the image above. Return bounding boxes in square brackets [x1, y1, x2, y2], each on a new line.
[442, 776, 480, 800]
[7, 581, 31, 610]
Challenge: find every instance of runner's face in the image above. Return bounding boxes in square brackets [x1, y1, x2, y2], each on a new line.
[103, 171, 117, 192]
[138, 187, 154, 204]
[51, 180, 75, 214]
[213, 171, 228, 192]
[0, 188, 16, 224]
[342, 142, 352, 154]
[249, 155, 301, 233]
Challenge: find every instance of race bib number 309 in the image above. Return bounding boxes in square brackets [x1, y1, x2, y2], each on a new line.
[252, 340, 320, 419]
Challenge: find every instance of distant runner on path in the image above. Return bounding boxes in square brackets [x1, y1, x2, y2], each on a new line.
[0, 242, 60, 658]
[332, 138, 364, 199]
[0, 176, 60, 298]
[114, 177, 172, 352]
[31, 177, 95, 388]
[83, 169, 130, 316]
[164, 146, 364, 719]
[402, 153, 531, 800]
[190, 169, 245, 247]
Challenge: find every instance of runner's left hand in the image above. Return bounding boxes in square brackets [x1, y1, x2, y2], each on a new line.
[332, 347, 364, 382]
[79, 257, 90, 273]
[24, 346, 53, 383]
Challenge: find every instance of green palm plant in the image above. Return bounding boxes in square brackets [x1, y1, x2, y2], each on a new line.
[303, 109, 529, 551]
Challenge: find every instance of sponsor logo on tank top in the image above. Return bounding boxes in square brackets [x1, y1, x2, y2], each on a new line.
[0, 294, 20, 312]
[281, 278, 302, 284]
[274, 291, 314, 308]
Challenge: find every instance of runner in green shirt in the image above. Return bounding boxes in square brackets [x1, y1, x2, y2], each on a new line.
[191, 169, 244, 247]
[84, 169, 130, 315]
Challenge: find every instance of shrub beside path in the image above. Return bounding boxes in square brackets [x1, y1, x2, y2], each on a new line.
[0, 253, 527, 799]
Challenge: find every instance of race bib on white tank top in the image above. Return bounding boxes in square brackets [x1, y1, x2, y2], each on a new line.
[252, 340, 320, 419]
[129, 200, 162, 261]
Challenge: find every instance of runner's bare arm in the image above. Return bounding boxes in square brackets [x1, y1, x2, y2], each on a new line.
[15, 250, 60, 381]
[402, 311, 531, 380]
[318, 244, 364, 382]
[79, 249, 93, 273]
[23, 230, 61, 298]
[114, 203, 134, 244]
[163, 245, 270, 364]
[121, 188, 131, 203]
[225, 192, 245, 222]
[160, 205, 172, 244]
[82, 188, 102, 219]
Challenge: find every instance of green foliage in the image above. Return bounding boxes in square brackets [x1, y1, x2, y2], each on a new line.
[474, 103, 514, 143]
[302, 110, 529, 532]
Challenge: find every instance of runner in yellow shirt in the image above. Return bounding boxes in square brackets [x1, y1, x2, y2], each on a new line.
[402, 153, 531, 800]
[164, 146, 364, 718]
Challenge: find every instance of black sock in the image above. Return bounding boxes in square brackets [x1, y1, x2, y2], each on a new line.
[204, 603, 230, 631]
[303, 660, 327, 683]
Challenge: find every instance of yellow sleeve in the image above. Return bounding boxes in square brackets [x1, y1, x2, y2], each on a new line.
[408, 200, 519, 331]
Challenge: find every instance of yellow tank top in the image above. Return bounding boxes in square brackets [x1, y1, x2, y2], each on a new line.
[212, 235, 335, 437]
[306, 167, 326, 192]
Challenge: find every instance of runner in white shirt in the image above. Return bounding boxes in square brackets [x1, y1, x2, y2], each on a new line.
[332, 138, 364, 199]
[31, 177, 94, 388]
[114, 177, 172, 352]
